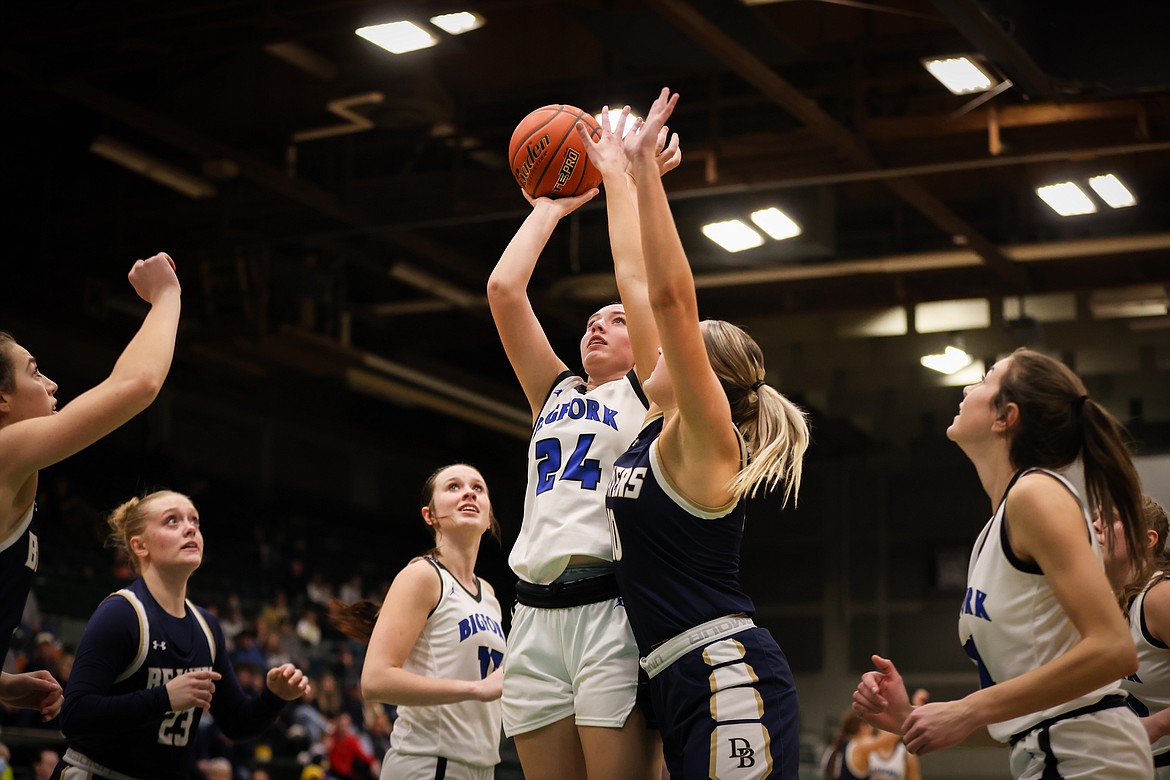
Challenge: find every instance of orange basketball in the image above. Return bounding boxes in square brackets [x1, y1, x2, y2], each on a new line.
[508, 104, 603, 198]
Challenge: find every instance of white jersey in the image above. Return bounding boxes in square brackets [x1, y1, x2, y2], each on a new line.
[391, 559, 506, 768]
[867, 742, 908, 780]
[958, 467, 1125, 743]
[509, 370, 648, 584]
[1122, 572, 1170, 760]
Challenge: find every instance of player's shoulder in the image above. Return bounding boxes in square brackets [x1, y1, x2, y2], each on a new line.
[1008, 469, 1081, 513]
[394, 557, 444, 597]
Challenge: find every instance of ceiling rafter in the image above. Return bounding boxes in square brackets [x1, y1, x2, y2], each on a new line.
[644, 0, 1030, 289]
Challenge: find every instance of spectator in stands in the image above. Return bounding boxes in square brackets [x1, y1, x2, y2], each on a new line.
[33, 748, 59, 780]
[325, 712, 377, 780]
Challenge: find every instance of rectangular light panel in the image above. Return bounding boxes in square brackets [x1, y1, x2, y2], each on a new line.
[356, 21, 437, 54]
[702, 219, 764, 253]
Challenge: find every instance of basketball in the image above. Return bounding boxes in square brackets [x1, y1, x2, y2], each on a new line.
[508, 104, 603, 198]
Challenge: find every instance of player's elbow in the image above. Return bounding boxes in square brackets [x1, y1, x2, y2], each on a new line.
[486, 273, 522, 306]
[120, 372, 166, 409]
[359, 669, 388, 704]
[1108, 635, 1139, 678]
[647, 284, 691, 316]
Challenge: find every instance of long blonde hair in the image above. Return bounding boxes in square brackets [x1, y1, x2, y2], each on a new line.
[701, 320, 810, 504]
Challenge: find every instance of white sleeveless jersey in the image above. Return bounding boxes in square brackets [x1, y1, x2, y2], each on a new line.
[509, 370, 648, 584]
[866, 742, 908, 780]
[1122, 572, 1170, 760]
[958, 467, 1125, 742]
[392, 560, 506, 768]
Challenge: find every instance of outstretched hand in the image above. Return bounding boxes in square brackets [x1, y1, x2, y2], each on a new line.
[654, 124, 682, 177]
[851, 654, 913, 735]
[626, 88, 679, 164]
[266, 662, 312, 701]
[574, 105, 632, 179]
[128, 252, 181, 303]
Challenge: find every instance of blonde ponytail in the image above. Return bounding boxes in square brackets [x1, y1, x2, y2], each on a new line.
[701, 320, 810, 504]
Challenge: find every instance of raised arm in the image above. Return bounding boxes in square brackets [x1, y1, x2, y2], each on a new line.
[360, 560, 501, 707]
[487, 191, 597, 418]
[575, 107, 679, 384]
[902, 475, 1137, 753]
[0, 253, 180, 489]
[626, 90, 740, 499]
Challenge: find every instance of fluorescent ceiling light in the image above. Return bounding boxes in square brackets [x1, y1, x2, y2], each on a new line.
[429, 12, 484, 35]
[89, 136, 217, 199]
[1036, 182, 1097, 216]
[915, 299, 990, 333]
[1088, 174, 1137, 209]
[1089, 286, 1169, 319]
[922, 56, 995, 95]
[595, 109, 639, 137]
[938, 359, 986, 387]
[1002, 293, 1077, 323]
[750, 207, 802, 240]
[356, 21, 437, 54]
[836, 307, 908, 338]
[920, 346, 974, 375]
[702, 220, 765, 253]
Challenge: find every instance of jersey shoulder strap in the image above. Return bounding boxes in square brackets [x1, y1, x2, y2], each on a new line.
[110, 588, 150, 683]
[187, 600, 217, 663]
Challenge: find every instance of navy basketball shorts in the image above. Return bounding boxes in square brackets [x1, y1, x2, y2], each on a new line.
[649, 627, 799, 779]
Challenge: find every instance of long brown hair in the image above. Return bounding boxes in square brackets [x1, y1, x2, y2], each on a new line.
[995, 348, 1144, 575]
[701, 320, 810, 504]
[330, 463, 498, 643]
[0, 331, 16, 393]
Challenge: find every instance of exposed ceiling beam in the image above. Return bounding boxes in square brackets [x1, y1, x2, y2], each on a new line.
[0, 48, 485, 302]
[644, 0, 1029, 289]
[929, 0, 1057, 101]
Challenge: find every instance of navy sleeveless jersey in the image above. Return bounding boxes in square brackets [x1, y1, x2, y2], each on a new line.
[606, 415, 755, 654]
[61, 577, 286, 780]
[0, 503, 39, 662]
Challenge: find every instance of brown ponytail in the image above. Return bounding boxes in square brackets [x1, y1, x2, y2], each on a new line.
[996, 348, 1144, 576]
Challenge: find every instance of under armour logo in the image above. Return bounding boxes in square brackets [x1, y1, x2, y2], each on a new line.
[153, 640, 167, 650]
[614, 597, 624, 609]
[728, 737, 756, 768]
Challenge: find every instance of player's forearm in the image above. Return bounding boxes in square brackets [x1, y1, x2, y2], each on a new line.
[361, 667, 483, 707]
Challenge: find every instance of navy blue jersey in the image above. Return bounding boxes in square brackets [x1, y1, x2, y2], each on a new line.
[61, 578, 285, 780]
[606, 415, 755, 654]
[0, 503, 38, 662]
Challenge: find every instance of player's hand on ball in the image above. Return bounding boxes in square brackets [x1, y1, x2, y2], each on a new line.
[267, 663, 311, 701]
[522, 187, 598, 218]
[166, 669, 221, 711]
